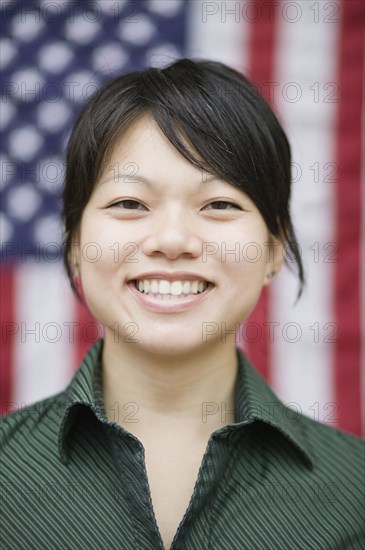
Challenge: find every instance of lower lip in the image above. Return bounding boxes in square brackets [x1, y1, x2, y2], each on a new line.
[127, 281, 215, 313]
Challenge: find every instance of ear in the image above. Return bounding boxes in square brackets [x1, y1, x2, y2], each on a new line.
[263, 232, 285, 287]
[69, 226, 81, 275]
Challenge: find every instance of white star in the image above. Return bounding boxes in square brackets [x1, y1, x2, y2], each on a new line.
[119, 14, 156, 46]
[34, 215, 63, 247]
[10, 68, 46, 103]
[8, 126, 44, 162]
[92, 43, 128, 75]
[146, 44, 182, 67]
[37, 100, 72, 133]
[148, 0, 184, 17]
[64, 14, 101, 45]
[11, 12, 45, 42]
[37, 156, 65, 194]
[0, 38, 17, 70]
[7, 185, 42, 223]
[64, 70, 100, 103]
[38, 41, 74, 74]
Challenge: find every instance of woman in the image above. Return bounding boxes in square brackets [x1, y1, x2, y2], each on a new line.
[1, 59, 364, 550]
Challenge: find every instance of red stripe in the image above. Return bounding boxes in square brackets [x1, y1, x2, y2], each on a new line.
[0, 268, 15, 415]
[70, 275, 103, 372]
[239, 0, 278, 381]
[334, 0, 364, 436]
[73, 300, 99, 370]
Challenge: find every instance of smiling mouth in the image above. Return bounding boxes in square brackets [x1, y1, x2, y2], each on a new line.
[130, 279, 213, 298]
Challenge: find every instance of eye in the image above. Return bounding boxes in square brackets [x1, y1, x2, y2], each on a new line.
[108, 199, 242, 211]
[109, 200, 147, 210]
[203, 201, 242, 210]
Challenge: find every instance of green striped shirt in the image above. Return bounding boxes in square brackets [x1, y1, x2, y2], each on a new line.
[1, 339, 364, 549]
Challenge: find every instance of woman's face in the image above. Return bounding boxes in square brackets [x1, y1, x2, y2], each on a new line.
[73, 115, 283, 354]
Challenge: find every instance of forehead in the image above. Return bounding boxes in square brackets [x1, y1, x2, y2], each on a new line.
[97, 114, 209, 186]
[94, 116, 258, 214]
[107, 114, 180, 159]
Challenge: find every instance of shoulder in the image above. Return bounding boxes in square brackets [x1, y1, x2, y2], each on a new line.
[297, 408, 364, 483]
[0, 392, 64, 457]
[299, 408, 364, 455]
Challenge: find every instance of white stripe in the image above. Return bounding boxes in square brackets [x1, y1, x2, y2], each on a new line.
[186, 0, 249, 72]
[271, 0, 340, 424]
[13, 260, 74, 406]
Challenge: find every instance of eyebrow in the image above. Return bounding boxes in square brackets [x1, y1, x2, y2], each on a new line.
[100, 172, 222, 188]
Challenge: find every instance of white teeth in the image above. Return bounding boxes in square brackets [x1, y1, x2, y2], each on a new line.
[150, 280, 159, 293]
[182, 281, 191, 294]
[190, 281, 198, 293]
[170, 281, 182, 296]
[159, 280, 170, 295]
[134, 279, 209, 296]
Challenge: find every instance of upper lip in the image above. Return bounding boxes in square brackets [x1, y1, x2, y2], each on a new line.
[128, 271, 212, 283]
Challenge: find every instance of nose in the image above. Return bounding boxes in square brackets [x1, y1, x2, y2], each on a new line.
[140, 207, 202, 260]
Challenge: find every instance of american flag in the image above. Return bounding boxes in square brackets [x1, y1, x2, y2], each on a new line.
[1, 0, 364, 438]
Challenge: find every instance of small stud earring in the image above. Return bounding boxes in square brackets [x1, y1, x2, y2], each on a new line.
[267, 270, 276, 279]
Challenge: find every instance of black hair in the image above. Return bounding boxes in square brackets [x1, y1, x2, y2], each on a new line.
[61, 58, 304, 304]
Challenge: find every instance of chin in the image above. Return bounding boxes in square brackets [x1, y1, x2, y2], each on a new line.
[132, 335, 205, 357]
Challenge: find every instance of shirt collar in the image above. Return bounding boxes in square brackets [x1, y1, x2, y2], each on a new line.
[233, 349, 314, 469]
[57, 339, 314, 469]
[57, 339, 105, 465]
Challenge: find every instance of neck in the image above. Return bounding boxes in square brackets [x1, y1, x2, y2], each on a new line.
[101, 333, 239, 438]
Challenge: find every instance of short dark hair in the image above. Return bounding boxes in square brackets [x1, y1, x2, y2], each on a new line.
[61, 58, 305, 304]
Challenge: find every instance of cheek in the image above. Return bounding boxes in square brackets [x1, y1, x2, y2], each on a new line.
[225, 254, 267, 293]
[239, 242, 268, 272]
[80, 219, 135, 273]
[213, 224, 269, 273]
